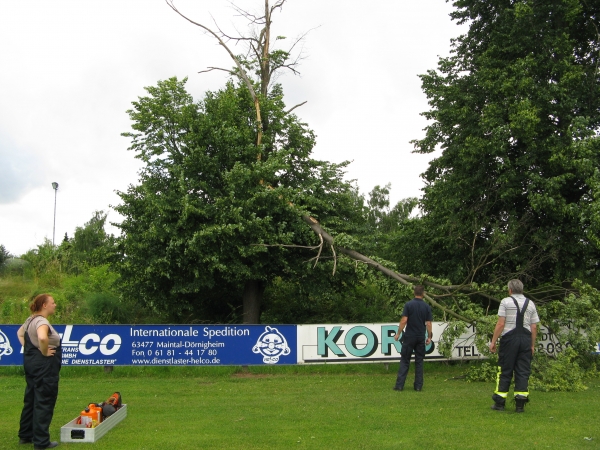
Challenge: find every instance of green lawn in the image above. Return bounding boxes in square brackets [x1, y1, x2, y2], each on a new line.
[0, 364, 598, 449]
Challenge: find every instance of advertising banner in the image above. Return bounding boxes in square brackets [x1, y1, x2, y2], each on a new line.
[1, 322, 593, 366]
[295, 323, 596, 364]
[296, 322, 485, 364]
[0, 324, 297, 367]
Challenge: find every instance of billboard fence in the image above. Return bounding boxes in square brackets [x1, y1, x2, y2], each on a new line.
[0, 322, 589, 367]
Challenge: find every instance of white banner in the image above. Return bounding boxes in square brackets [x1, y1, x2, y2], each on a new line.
[295, 322, 576, 364]
[296, 322, 484, 364]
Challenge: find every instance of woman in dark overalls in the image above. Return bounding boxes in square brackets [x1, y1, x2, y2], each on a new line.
[17, 294, 62, 449]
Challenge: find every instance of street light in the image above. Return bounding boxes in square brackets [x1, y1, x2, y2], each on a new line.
[52, 182, 59, 246]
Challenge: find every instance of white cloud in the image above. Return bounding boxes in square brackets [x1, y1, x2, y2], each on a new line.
[0, 0, 465, 256]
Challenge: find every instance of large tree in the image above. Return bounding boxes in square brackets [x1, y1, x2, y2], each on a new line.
[115, 1, 351, 323]
[114, 78, 357, 322]
[410, 0, 600, 286]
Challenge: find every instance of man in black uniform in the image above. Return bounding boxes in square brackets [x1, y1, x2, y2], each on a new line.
[393, 285, 433, 391]
[489, 279, 539, 412]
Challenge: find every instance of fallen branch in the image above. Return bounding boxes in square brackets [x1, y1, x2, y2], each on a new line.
[300, 215, 473, 323]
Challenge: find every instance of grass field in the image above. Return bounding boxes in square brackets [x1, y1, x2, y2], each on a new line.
[0, 363, 598, 449]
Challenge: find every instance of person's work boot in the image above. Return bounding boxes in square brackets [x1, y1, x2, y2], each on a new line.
[515, 395, 529, 413]
[34, 442, 58, 449]
[491, 394, 506, 411]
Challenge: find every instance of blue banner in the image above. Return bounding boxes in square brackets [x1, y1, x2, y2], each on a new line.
[0, 324, 297, 366]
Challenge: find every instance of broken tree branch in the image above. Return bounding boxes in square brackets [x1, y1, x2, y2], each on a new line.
[300, 215, 473, 323]
[166, 0, 263, 147]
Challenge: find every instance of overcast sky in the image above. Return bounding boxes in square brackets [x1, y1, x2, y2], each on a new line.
[0, 0, 466, 256]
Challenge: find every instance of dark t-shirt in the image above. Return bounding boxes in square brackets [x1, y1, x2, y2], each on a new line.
[402, 298, 433, 339]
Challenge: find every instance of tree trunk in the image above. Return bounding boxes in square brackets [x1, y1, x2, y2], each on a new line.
[242, 279, 264, 324]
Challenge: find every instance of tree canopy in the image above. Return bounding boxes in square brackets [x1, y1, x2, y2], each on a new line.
[409, 0, 600, 286]
[0, 244, 10, 267]
[114, 78, 359, 322]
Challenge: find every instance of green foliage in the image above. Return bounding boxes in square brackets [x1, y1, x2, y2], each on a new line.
[1, 212, 134, 324]
[0, 244, 10, 269]
[0, 275, 35, 300]
[115, 78, 359, 322]
[61, 210, 116, 274]
[465, 361, 497, 383]
[469, 316, 498, 357]
[21, 239, 63, 286]
[1, 210, 126, 325]
[409, 0, 600, 285]
[375, 0, 600, 391]
[437, 316, 498, 362]
[261, 264, 398, 324]
[540, 280, 600, 369]
[0, 262, 158, 325]
[0, 257, 30, 277]
[82, 292, 134, 324]
[15, 212, 116, 289]
[0, 292, 30, 324]
[530, 348, 590, 392]
[364, 185, 417, 237]
[62, 264, 119, 298]
[438, 280, 600, 391]
[0, 269, 44, 323]
[346, 184, 418, 262]
[438, 321, 467, 359]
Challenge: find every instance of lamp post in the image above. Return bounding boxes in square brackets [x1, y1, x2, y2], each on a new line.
[52, 182, 59, 246]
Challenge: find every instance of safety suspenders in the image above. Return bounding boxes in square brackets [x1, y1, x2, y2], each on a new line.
[510, 296, 530, 334]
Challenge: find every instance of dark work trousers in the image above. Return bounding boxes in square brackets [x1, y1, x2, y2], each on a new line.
[495, 298, 532, 397]
[394, 336, 426, 390]
[18, 330, 62, 448]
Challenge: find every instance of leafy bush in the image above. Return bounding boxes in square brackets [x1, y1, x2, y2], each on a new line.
[261, 269, 397, 324]
[529, 348, 590, 392]
[82, 292, 134, 324]
[465, 361, 497, 382]
[540, 281, 600, 370]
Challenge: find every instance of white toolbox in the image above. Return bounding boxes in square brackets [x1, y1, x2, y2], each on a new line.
[60, 404, 127, 443]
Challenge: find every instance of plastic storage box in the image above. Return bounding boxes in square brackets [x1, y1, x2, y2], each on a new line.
[60, 404, 127, 443]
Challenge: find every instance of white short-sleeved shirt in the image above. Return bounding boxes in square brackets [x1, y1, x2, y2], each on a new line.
[498, 293, 540, 335]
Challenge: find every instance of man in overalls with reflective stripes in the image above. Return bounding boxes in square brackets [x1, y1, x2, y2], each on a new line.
[489, 279, 539, 413]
